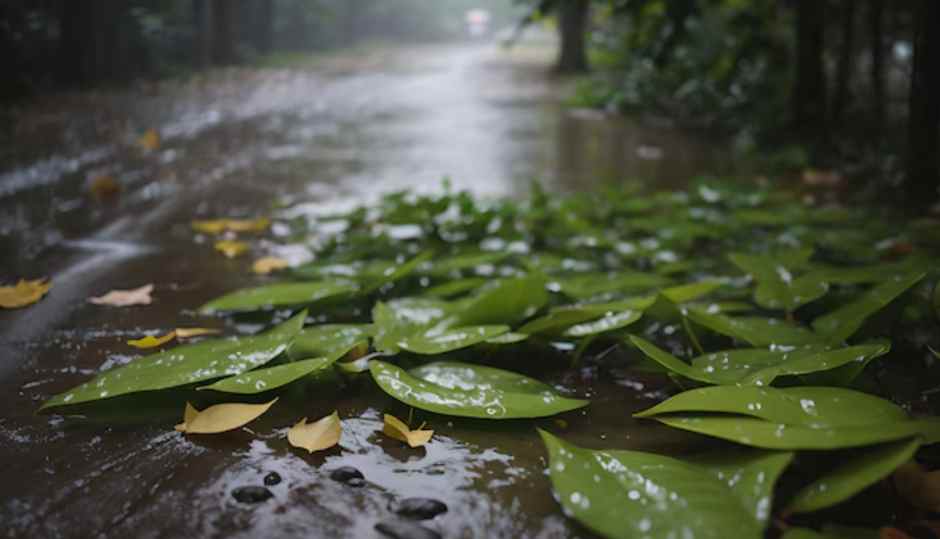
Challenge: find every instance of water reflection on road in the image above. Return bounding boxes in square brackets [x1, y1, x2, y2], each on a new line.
[0, 38, 729, 538]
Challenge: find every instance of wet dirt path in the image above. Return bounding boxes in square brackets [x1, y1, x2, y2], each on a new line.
[0, 39, 731, 538]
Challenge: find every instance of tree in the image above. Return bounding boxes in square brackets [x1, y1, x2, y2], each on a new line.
[832, 0, 856, 125]
[556, 0, 590, 73]
[792, 0, 827, 140]
[869, 0, 885, 133]
[211, 0, 237, 65]
[905, 0, 940, 206]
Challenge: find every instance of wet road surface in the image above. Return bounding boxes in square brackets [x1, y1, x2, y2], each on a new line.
[0, 39, 730, 538]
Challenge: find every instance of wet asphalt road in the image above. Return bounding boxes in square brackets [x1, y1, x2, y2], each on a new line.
[0, 39, 726, 538]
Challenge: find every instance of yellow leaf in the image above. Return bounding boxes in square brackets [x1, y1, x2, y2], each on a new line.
[177, 398, 278, 434]
[139, 128, 160, 151]
[192, 218, 270, 235]
[252, 256, 290, 275]
[175, 327, 220, 339]
[226, 217, 270, 233]
[127, 331, 176, 349]
[0, 279, 51, 309]
[88, 283, 154, 307]
[382, 414, 433, 448]
[175, 402, 200, 432]
[215, 240, 249, 258]
[287, 411, 342, 453]
[89, 175, 121, 199]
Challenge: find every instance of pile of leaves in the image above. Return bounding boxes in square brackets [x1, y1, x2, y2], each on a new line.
[40, 181, 940, 538]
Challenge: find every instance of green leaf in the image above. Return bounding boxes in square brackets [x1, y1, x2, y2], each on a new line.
[361, 251, 433, 293]
[686, 308, 821, 346]
[422, 277, 488, 298]
[539, 430, 768, 539]
[369, 360, 587, 419]
[41, 311, 306, 410]
[683, 342, 889, 386]
[425, 251, 510, 275]
[812, 272, 926, 343]
[654, 415, 932, 450]
[454, 274, 549, 326]
[785, 437, 921, 513]
[372, 298, 453, 353]
[518, 296, 655, 335]
[287, 324, 372, 360]
[397, 325, 510, 354]
[562, 309, 642, 337]
[659, 281, 721, 303]
[729, 251, 829, 311]
[558, 272, 669, 299]
[199, 356, 338, 394]
[485, 332, 528, 344]
[200, 281, 357, 313]
[635, 386, 908, 427]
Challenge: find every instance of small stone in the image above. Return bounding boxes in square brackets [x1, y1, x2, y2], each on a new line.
[346, 477, 366, 488]
[330, 466, 364, 484]
[231, 485, 274, 504]
[389, 498, 448, 520]
[263, 472, 282, 486]
[374, 520, 442, 539]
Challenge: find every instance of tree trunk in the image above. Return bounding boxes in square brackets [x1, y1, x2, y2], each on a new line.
[58, 0, 91, 84]
[254, 0, 274, 55]
[905, 0, 940, 207]
[792, 0, 827, 139]
[211, 0, 237, 65]
[869, 0, 885, 133]
[556, 0, 590, 73]
[193, 0, 213, 68]
[833, 0, 856, 124]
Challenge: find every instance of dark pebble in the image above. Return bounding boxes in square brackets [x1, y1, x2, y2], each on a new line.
[389, 498, 448, 520]
[330, 466, 365, 483]
[263, 472, 282, 486]
[374, 520, 442, 539]
[231, 485, 274, 504]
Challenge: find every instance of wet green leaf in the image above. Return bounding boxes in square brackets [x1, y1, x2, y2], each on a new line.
[729, 251, 828, 311]
[425, 251, 510, 275]
[200, 281, 357, 313]
[628, 338, 890, 386]
[686, 307, 821, 346]
[454, 274, 549, 326]
[422, 277, 488, 298]
[287, 324, 372, 360]
[635, 386, 908, 426]
[558, 272, 669, 299]
[369, 360, 587, 419]
[563, 309, 642, 337]
[812, 272, 926, 343]
[518, 296, 655, 335]
[372, 298, 453, 353]
[540, 430, 776, 539]
[659, 281, 721, 303]
[786, 437, 921, 513]
[199, 356, 338, 394]
[397, 325, 510, 354]
[654, 415, 934, 450]
[41, 311, 306, 410]
[361, 251, 433, 293]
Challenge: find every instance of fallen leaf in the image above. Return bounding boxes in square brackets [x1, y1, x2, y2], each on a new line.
[253, 256, 290, 275]
[175, 327, 220, 339]
[382, 413, 433, 448]
[89, 175, 121, 199]
[287, 411, 341, 453]
[192, 218, 270, 235]
[139, 128, 160, 151]
[894, 461, 940, 511]
[176, 398, 278, 434]
[215, 240, 249, 258]
[127, 331, 176, 349]
[88, 284, 154, 307]
[0, 279, 51, 309]
[880, 528, 914, 539]
[175, 402, 199, 432]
